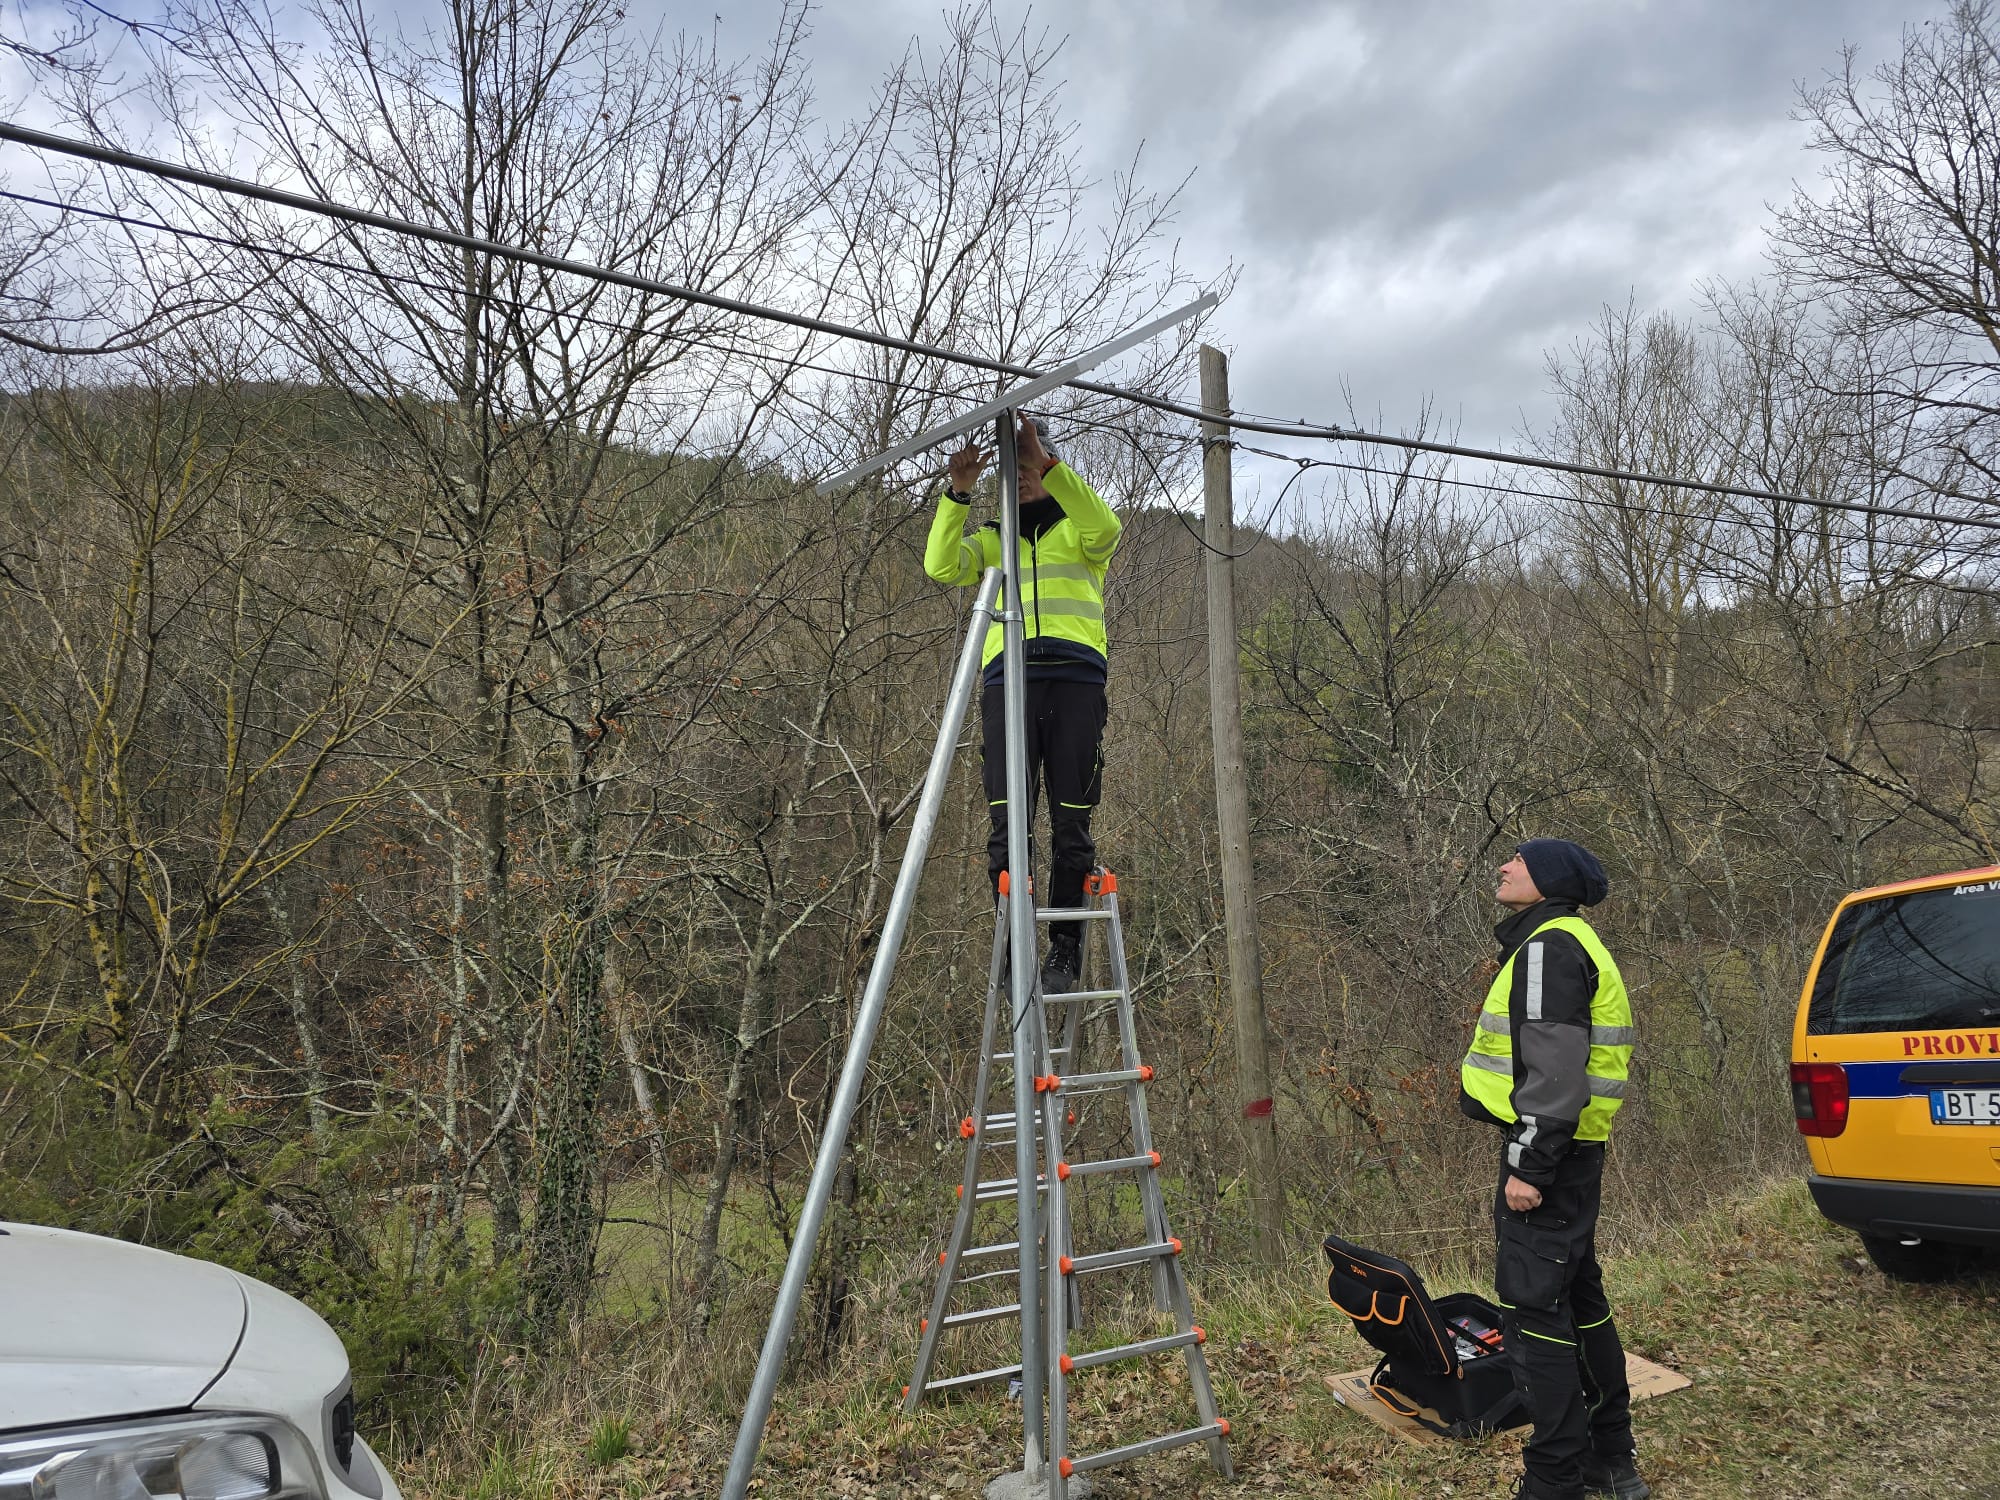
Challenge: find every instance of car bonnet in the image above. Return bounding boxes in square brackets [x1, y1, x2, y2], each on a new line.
[0, 1223, 247, 1431]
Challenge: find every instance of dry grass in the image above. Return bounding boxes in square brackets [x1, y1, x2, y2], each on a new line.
[390, 1177, 2000, 1499]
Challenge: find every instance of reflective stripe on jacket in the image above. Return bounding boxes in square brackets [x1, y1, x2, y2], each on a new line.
[923, 463, 1119, 670]
[1461, 913, 1634, 1178]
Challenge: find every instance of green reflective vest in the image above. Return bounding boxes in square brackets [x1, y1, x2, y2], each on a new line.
[924, 463, 1119, 670]
[1461, 914, 1634, 1142]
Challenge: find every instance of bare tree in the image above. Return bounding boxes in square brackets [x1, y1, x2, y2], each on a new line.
[1775, 0, 2000, 499]
[0, 347, 449, 1139]
[118, 0, 829, 1326]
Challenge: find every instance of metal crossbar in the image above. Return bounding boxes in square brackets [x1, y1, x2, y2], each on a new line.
[903, 871, 1233, 1497]
[816, 294, 1218, 494]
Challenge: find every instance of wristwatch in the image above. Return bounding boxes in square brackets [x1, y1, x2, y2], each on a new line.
[947, 487, 972, 503]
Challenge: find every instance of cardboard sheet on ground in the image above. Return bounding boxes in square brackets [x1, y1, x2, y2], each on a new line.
[1323, 1355, 1691, 1447]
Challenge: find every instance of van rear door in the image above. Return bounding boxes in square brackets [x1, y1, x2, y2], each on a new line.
[1802, 877, 2000, 1186]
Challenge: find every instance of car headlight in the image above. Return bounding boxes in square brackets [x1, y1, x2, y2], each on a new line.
[0, 1414, 329, 1500]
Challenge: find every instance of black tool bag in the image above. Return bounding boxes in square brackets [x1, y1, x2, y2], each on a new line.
[1322, 1232, 1526, 1438]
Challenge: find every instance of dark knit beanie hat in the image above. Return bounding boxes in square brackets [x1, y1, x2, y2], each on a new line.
[1517, 838, 1609, 908]
[1028, 414, 1061, 466]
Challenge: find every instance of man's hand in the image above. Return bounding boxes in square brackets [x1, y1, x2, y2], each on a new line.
[948, 439, 990, 495]
[1504, 1174, 1543, 1212]
[1016, 412, 1058, 476]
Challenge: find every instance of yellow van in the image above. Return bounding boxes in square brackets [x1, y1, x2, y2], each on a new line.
[1791, 864, 2000, 1280]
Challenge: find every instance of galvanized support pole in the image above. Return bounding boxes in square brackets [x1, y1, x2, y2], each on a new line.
[995, 411, 1047, 1482]
[720, 569, 1004, 1500]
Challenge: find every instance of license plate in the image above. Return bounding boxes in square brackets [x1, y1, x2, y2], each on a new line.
[1929, 1088, 2000, 1125]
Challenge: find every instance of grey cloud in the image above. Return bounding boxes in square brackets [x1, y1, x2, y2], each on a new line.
[701, 0, 1935, 452]
[1213, 0, 1906, 253]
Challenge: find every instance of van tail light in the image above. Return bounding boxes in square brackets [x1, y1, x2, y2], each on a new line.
[1791, 1062, 1850, 1137]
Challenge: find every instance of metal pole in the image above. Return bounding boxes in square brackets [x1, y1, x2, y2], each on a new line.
[996, 411, 1046, 1480]
[720, 569, 1003, 1500]
[1200, 346, 1285, 1265]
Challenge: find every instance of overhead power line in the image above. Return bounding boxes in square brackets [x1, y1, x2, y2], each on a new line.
[5, 119, 1999, 539]
[0, 124, 1063, 381]
[1104, 424, 2000, 572]
[0, 187, 998, 413]
[1218, 437, 2000, 563]
[1220, 438, 2000, 537]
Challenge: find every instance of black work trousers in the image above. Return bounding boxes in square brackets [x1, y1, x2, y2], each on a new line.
[1492, 1142, 1634, 1500]
[979, 677, 1106, 934]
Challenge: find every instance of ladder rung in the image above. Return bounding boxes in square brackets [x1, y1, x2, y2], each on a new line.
[1061, 1329, 1204, 1373]
[992, 1046, 1073, 1064]
[922, 1361, 1021, 1395]
[941, 1301, 1021, 1329]
[1034, 907, 1112, 922]
[976, 1176, 1056, 1200]
[1064, 1423, 1228, 1474]
[1052, 987, 1122, 1002]
[1062, 1239, 1180, 1277]
[963, 1115, 1025, 1147]
[1060, 1150, 1159, 1180]
[961, 1240, 1020, 1261]
[970, 1175, 1048, 1202]
[1051, 1066, 1149, 1091]
[974, 1183, 1048, 1204]
[954, 1266, 1023, 1287]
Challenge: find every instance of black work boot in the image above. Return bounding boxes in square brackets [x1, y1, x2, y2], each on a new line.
[1040, 930, 1082, 996]
[1509, 1476, 1580, 1500]
[1581, 1451, 1650, 1500]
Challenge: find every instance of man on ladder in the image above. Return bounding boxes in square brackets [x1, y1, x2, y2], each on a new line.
[927, 412, 1119, 997]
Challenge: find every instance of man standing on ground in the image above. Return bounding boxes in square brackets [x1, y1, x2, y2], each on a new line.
[925, 412, 1118, 995]
[1460, 839, 1648, 1500]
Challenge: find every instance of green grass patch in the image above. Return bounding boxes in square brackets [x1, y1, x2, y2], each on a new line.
[585, 1415, 632, 1468]
[439, 1175, 1991, 1498]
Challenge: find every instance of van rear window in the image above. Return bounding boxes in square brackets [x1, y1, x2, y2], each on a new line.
[1808, 881, 2000, 1035]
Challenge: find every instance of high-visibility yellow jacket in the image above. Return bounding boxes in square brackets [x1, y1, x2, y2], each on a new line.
[1461, 902, 1635, 1184]
[924, 463, 1120, 678]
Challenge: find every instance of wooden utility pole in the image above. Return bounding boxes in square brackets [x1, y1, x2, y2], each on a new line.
[1200, 344, 1284, 1265]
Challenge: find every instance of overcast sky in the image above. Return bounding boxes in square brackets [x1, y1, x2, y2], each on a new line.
[724, 0, 1922, 472]
[1, 0, 1931, 488]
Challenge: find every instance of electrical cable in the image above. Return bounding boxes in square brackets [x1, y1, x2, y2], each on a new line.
[1216, 437, 2000, 567]
[1109, 407, 2000, 558]
[0, 187, 1002, 414]
[12, 171, 1992, 572]
[0, 186, 1041, 514]
[3, 118, 1967, 529]
[1084, 417, 2000, 588]
[1113, 427, 1310, 560]
[1202, 430, 2000, 535]
[2, 190, 1208, 523]
[1085, 416, 2000, 575]
[0, 122, 1086, 384]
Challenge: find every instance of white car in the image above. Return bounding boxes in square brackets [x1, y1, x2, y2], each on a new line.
[0, 1221, 399, 1500]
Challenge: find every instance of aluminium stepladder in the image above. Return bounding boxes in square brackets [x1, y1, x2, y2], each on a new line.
[904, 868, 1233, 1496]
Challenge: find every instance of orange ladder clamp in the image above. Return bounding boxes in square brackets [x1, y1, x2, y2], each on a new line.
[902, 869, 1233, 1496]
